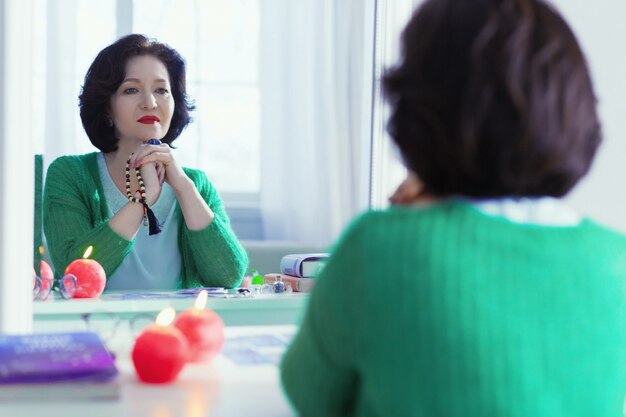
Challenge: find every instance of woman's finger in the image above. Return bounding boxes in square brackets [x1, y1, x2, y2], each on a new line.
[134, 151, 173, 168]
[129, 143, 170, 168]
[156, 162, 165, 186]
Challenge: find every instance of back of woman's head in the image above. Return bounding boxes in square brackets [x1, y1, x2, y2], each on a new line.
[384, 0, 600, 198]
[79, 34, 194, 152]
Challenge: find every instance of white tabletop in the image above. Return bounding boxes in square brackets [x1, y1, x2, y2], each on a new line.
[0, 325, 297, 417]
[34, 291, 309, 328]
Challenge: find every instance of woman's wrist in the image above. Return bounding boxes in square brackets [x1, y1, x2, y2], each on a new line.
[144, 186, 162, 206]
[109, 200, 146, 240]
[171, 175, 195, 196]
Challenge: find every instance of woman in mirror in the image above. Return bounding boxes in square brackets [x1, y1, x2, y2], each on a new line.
[43, 34, 247, 290]
[281, 0, 626, 415]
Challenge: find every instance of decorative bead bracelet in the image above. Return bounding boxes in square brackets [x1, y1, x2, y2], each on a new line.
[125, 154, 162, 235]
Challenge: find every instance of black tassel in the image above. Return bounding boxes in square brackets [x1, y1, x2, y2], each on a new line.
[144, 203, 162, 235]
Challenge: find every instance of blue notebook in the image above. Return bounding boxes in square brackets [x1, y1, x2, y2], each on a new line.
[0, 332, 118, 384]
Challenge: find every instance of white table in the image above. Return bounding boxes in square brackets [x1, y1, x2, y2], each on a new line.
[0, 325, 297, 417]
[34, 291, 309, 332]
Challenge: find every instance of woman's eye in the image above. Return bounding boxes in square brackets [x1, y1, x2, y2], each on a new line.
[123, 87, 139, 94]
[155, 88, 169, 95]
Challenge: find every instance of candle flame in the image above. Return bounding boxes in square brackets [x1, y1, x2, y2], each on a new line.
[194, 290, 208, 309]
[156, 307, 176, 326]
[82, 246, 93, 259]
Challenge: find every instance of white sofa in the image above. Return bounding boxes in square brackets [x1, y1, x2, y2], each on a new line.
[241, 240, 327, 276]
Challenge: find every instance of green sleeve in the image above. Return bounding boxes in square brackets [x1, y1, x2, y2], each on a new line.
[179, 168, 248, 288]
[43, 156, 134, 278]
[280, 214, 369, 416]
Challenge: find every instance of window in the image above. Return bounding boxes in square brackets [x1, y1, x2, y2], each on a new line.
[132, 0, 261, 197]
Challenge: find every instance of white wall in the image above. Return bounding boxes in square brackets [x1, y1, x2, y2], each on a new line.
[554, 0, 626, 232]
[0, 0, 34, 333]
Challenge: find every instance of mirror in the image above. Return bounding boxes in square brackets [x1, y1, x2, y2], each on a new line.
[32, 0, 376, 302]
[35, 0, 374, 246]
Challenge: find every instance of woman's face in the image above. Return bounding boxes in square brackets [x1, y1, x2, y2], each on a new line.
[109, 54, 175, 147]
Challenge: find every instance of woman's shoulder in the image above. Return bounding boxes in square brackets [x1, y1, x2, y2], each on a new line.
[48, 152, 98, 173]
[578, 217, 626, 249]
[354, 201, 452, 226]
[363, 200, 626, 249]
[45, 153, 100, 195]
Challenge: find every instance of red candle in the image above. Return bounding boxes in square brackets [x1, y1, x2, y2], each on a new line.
[64, 246, 106, 298]
[39, 260, 54, 294]
[40, 259, 53, 279]
[173, 290, 225, 362]
[132, 307, 190, 384]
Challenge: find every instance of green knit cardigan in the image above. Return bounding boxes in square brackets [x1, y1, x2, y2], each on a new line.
[43, 152, 248, 289]
[281, 200, 626, 416]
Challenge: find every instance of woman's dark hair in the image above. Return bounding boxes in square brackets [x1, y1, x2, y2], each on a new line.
[79, 34, 195, 152]
[383, 0, 600, 197]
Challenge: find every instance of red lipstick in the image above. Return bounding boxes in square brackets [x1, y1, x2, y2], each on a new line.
[137, 115, 160, 124]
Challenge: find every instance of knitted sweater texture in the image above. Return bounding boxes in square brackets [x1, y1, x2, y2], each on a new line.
[43, 152, 248, 289]
[281, 200, 626, 416]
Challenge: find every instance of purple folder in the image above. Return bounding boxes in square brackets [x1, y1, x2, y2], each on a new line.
[0, 332, 118, 384]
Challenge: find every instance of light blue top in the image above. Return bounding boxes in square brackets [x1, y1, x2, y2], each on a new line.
[97, 152, 181, 290]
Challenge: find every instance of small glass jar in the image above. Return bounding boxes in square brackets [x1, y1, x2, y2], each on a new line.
[273, 276, 286, 294]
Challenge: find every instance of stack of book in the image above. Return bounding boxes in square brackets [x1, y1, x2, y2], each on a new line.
[0, 331, 120, 402]
[263, 253, 329, 292]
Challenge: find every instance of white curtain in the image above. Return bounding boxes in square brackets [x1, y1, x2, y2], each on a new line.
[38, 0, 117, 176]
[41, 0, 79, 170]
[259, 0, 373, 246]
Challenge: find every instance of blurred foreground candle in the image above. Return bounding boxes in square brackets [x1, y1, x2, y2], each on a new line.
[132, 307, 189, 384]
[64, 246, 106, 298]
[174, 290, 225, 362]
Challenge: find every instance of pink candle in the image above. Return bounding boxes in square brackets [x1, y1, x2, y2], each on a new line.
[173, 290, 225, 362]
[64, 246, 106, 298]
[132, 307, 189, 384]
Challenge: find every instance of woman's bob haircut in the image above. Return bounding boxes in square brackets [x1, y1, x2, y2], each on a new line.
[79, 34, 195, 152]
[383, 0, 601, 198]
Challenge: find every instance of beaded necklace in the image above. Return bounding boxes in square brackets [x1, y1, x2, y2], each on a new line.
[125, 155, 162, 235]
